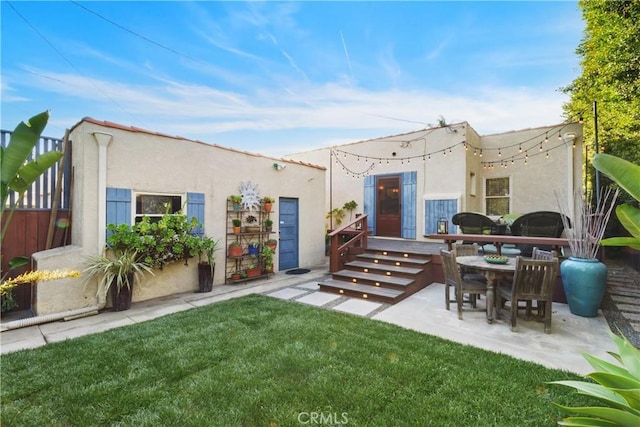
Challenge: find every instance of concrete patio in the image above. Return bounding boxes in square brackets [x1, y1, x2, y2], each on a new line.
[1, 258, 617, 376]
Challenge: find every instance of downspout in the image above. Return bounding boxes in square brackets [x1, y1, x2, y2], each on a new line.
[1, 132, 115, 332]
[89, 131, 113, 311]
[93, 131, 113, 253]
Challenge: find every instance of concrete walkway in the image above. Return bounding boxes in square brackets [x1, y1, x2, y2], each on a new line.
[1, 259, 617, 375]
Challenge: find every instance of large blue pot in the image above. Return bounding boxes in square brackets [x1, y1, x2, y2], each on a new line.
[560, 257, 607, 317]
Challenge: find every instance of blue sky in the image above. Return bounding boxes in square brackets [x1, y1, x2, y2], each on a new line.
[1, 1, 584, 156]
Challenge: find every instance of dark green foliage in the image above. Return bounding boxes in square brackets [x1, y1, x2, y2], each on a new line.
[563, 0, 640, 195]
[106, 211, 202, 268]
[1, 295, 592, 426]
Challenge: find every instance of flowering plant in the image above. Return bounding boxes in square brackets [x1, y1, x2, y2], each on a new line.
[1, 270, 80, 312]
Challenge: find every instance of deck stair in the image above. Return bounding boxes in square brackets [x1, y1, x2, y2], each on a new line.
[319, 247, 433, 304]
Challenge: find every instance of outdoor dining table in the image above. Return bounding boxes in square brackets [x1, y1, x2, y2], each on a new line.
[455, 255, 516, 323]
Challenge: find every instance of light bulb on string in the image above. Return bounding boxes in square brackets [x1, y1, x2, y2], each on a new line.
[449, 147, 452, 154]
[519, 144, 522, 152]
[473, 149, 477, 156]
[545, 132, 548, 143]
[498, 148, 502, 157]
[546, 151, 549, 159]
[479, 149, 483, 157]
[539, 142, 543, 151]
[558, 131, 562, 140]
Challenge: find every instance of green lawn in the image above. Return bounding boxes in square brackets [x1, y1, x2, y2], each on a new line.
[1, 295, 588, 426]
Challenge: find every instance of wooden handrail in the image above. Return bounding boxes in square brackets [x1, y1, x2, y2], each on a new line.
[329, 215, 368, 272]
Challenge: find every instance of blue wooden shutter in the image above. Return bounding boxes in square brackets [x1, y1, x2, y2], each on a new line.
[187, 192, 205, 236]
[363, 175, 376, 235]
[401, 171, 417, 239]
[106, 188, 131, 227]
[424, 199, 458, 235]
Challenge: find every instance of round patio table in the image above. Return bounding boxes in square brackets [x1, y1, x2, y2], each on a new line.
[455, 255, 516, 323]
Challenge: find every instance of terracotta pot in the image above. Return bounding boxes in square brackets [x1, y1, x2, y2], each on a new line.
[228, 245, 243, 257]
[264, 202, 272, 212]
[233, 226, 241, 234]
[246, 267, 261, 277]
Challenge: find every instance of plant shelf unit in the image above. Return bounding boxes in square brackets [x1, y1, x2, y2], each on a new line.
[225, 200, 275, 283]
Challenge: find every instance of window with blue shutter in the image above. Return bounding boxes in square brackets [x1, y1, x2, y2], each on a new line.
[424, 199, 458, 235]
[401, 171, 417, 239]
[106, 188, 132, 227]
[363, 175, 376, 235]
[187, 192, 205, 236]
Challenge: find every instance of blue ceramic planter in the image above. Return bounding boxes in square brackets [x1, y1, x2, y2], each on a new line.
[560, 257, 607, 317]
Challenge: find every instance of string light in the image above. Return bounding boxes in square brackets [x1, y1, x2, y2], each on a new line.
[330, 121, 580, 170]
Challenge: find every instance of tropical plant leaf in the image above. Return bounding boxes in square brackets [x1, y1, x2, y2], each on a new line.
[557, 416, 618, 426]
[8, 256, 29, 269]
[8, 151, 63, 194]
[600, 237, 640, 250]
[614, 332, 640, 379]
[0, 111, 49, 184]
[587, 372, 640, 393]
[549, 381, 630, 411]
[583, 352, 630, 376]
[593, 154, 640, 201]
[552, 403, 640, 427]
[616, 205, 640, 239]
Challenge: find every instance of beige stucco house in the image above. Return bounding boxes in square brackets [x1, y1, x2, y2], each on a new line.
[32, 118, 326, 315]
[286, 121, 583, 240]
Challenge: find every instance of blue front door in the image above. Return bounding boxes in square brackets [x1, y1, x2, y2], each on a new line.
[279, 198, 299, 270]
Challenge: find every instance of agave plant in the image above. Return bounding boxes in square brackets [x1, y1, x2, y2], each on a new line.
[592, 154, 640, 250]
[549, 332, 640, 426]
[84, 249, 153, 299]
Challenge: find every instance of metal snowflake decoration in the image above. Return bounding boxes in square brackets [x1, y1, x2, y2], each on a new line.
[239, 181, 261, 212]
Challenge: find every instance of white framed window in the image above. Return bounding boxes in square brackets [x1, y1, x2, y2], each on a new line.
[484, 177, 510, 216]
[134, 192, 184, 223]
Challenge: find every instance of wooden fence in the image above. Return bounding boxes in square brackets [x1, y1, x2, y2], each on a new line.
[1, 130, 71, 312]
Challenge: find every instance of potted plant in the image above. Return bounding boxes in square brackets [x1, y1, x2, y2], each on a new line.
[230, 270, 242, 281]
[556, 186, 619, 317]
[262, 196, 274, 212]
[84, 249, 153, 311]
[245, 215, 260, 233]
[264, 218, 273, 232]
[261, 245, 275, 273]
[228, 241, 243, 257]
[195, 236, 219, 293]
[248, 242, 260, 255]
[228, 195, 242, 211]
[266, 238, 278, 252]
[245, 256, 261, 277]
[106, 209, 201, 270]
[232, 219, 241, 234]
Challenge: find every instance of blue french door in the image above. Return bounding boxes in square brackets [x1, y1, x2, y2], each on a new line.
[278, 198, 299, 270]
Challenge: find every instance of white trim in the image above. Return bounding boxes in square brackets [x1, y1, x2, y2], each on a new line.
[423, 193, 462, 201]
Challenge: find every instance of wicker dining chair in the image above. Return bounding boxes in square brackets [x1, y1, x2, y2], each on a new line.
[496, 256, 559, 333]
[441, 249, 487, 320]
